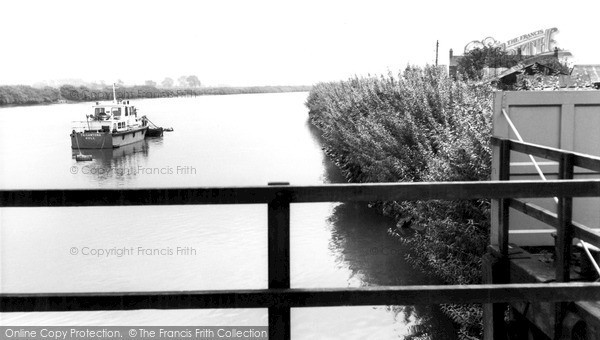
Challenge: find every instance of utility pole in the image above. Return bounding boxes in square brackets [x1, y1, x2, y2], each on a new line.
[435, 40, 439, 66]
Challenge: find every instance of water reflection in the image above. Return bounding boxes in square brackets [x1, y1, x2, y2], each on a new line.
[70, 140, 150, 183]
[306, 118, 456, 338]
[327, 202, 456, 339]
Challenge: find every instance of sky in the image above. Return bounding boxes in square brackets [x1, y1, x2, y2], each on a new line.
[1, 0, 599, 87]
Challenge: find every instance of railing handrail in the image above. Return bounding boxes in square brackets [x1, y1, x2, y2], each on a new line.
[1, 180, 600, 207]
[3, 140, 600, 339]
[491, 137, 600, 172]
[509, 198, 600, 247]
[3, 283, 600, 312]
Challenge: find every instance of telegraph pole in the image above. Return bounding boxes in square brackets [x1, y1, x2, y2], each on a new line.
[435, 40, 439, 66]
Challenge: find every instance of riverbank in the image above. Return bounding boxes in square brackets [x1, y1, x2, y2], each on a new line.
[0, 84, 311, 106]
[306, 65, 495, 339]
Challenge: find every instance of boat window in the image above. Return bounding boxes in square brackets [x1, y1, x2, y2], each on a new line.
[112, 107, 121, 116]
[95, 108, 105, 115]
[125, 107, 129, 116]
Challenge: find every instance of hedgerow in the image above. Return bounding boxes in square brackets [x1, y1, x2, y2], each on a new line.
[306, 65, 494, 339]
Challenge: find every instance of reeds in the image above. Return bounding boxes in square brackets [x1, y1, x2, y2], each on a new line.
[307, 65, 495, 338]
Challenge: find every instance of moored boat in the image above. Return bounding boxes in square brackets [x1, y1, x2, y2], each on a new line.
[70, 84, 148, 149]
[146, 127, 164, 137]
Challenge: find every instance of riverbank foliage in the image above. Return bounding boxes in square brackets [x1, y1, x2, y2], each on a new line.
[0, 84, 311, 106]
[0, 86, 61, 105]
[306, 66, 494, 339]
[59, 85, 312, 102]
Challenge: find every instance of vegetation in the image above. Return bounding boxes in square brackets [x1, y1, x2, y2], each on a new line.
[306, 65, 495, 339]
[0, 84, 311, 107]
[457, 46, 520, 80]
[59, 85, 311, 102]
[0, 85, 61, 105]
[457, 46, 571, 81]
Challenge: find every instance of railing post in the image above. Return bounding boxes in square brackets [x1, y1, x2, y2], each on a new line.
[556, 153, 574, 282]
[484, 138, 510, 340]
[498, 138, 511, 257]
[555, 154, 574, 339]
[268, 182, 291, 340]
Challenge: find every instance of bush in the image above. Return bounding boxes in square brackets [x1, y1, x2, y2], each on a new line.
[306, 65, 494, 339]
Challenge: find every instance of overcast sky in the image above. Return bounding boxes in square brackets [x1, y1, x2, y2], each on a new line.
[1, 0, 598, 86]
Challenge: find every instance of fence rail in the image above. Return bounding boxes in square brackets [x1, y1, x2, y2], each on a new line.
[1, 137, 600, 339]
[2, 180, 600, 207]
[3, 283, 600, 312]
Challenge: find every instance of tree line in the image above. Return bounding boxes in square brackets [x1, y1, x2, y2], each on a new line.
[0, 84, 311, 106]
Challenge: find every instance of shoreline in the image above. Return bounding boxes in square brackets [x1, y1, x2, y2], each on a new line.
[0, 85, 312, 108]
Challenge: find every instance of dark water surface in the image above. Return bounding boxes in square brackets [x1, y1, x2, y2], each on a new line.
[0, 92, 454, 339]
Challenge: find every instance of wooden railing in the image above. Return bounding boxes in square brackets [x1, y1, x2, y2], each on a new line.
[491, 137, 600, 279]
[2, 138, 600, 339]
[490, 137, 600, 339]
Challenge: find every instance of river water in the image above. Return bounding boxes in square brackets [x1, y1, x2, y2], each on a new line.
[0, 92, 454, 338]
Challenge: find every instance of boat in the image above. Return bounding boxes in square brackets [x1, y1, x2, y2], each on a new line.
[70, 84, 149, 149]
[71, 140, 148, 162]
[144, 116, 173, 137]
[146, 126, 173, 137]
[146, 126, 164, 137]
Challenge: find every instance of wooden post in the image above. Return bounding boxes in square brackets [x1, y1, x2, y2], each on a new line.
[555, 154, 574, 339]
[556, 153, 574, 282]
[484, 138, 511, 340]
[268, 182, 291, 340]
[498, 138, 511, 257]
[483, 251, 509, 340]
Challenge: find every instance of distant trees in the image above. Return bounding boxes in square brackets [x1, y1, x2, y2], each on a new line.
[177, 76, 188, 87]
[144, 80, 157, 87]
[172, 75, 202, 88]
[0, 83, 311, 106]
[0, 85, 61, 105]
[161, 77, 174, 88]
[186, 75, 201, 88]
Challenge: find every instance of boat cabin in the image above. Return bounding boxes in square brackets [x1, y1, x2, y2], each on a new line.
[75, 100, 145, 134]
[92, 100, 137, 122]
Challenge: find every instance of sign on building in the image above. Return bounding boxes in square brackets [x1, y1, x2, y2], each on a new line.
[464, 28, 559, 56]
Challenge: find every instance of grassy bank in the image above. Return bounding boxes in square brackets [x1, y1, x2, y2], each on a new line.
[306, 66, 494, 339]
[0, 84, 311, 106]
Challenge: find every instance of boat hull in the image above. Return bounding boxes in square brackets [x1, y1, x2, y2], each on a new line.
[146, 127, 164, 137]
[71, 126, 148, 149]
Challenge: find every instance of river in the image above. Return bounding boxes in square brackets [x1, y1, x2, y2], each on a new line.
[0, 92, 454, 339]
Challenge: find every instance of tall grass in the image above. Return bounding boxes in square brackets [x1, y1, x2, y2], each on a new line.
[306, 65, 494, 339]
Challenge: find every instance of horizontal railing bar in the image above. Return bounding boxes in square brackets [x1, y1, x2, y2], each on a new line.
[1, 180, 599, 207]
[573, 221, 600, 248]
[509, 199, 558, 228]
[2, 283, 600, 312]
[509, 198, 600, 247]
[492, 137, 600, 172]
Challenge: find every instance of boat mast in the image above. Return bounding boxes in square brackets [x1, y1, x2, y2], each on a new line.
[112, 83, 117, 104]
